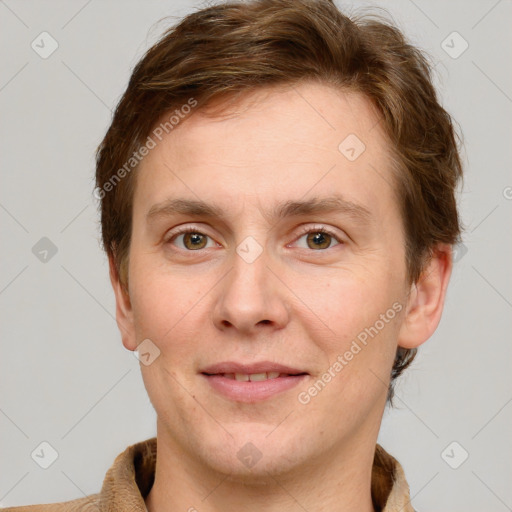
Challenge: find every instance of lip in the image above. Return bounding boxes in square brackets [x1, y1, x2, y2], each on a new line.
[200, 361, 306, 375]
[200, 361, 308, 403]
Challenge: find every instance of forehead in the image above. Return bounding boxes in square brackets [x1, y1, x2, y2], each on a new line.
[135, 82, 398, 223]
[164, 83, 388, 165]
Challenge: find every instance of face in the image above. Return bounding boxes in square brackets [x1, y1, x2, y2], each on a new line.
[113, 82, 434, 480]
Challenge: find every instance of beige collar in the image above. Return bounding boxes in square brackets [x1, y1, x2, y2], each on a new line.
[99, 437, 414, 512]
[4, 437, 414, 511]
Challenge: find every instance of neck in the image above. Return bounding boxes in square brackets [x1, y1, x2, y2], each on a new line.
[145, 421, 378, 512]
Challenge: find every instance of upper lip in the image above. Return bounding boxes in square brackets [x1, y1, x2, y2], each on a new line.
[201, 361, 308, 375]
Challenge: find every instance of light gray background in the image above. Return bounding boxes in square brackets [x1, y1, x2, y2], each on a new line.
[1, 0, 511, 510]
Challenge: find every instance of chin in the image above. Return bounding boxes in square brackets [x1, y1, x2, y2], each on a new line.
[209, 451, 303, 484]
[196, 428, 308, 481]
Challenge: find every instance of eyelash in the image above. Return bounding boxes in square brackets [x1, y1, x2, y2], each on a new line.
[292, 225, 343, 249]
[165, 224, 344, 251]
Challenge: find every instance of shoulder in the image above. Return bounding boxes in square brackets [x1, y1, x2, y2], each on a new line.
[1, 437, 156, 511]
[1, 494, 99, 511]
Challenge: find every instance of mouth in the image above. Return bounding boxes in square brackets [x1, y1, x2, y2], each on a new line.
[206, 371, 304, 381]
[200, 362, 309, 402]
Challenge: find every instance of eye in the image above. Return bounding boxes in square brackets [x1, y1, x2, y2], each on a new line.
[165, 224, 344, 252]
[291, 225, 344, 251]
[165, 227, 217, 251]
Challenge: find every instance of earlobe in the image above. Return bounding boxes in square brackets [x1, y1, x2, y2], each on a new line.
[109, 255, 137, 351]
[397, 244, 453, 349]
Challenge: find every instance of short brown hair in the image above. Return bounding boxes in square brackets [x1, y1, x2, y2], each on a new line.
[95, 0, 463, 402]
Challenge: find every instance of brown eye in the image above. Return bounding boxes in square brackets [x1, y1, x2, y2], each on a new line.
[292, 226, 342, 251]
[182, 232, 208, 250]
[167, 228, 216, 251]
[306, 231, 333, 250]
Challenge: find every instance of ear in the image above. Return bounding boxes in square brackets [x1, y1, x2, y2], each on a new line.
[109, 254, 137, 351]
[397, 243, 453, 349]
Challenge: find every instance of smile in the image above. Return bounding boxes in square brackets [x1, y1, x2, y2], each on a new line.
[200, 361, 309, 402]
[222, 372, 287, 381]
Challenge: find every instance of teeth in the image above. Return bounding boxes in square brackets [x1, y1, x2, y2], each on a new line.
[223, 372, 285, 381]
[249, 372, 267, 381]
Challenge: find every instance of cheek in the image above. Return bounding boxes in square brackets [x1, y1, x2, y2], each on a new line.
[129, 266, 190, 340]
[294, 267, 405, 393]
[295, 268, 396, 335]
[129, 263, 214, 373]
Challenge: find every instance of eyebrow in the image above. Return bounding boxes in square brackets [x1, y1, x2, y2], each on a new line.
[146, 195, 373, 225]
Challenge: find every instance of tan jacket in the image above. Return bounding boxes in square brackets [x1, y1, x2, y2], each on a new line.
[2, 438, 414, 511]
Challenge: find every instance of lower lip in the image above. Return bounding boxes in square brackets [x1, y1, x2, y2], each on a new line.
[201, 374, 308, 402]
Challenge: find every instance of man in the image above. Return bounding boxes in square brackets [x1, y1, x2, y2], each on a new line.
[3, 0, 462, 510]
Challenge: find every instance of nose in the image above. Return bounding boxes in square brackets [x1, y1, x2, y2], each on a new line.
[212, 247, 290, 335]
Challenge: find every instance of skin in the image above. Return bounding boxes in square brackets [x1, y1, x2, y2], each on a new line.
[110, 81, 452, 512]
